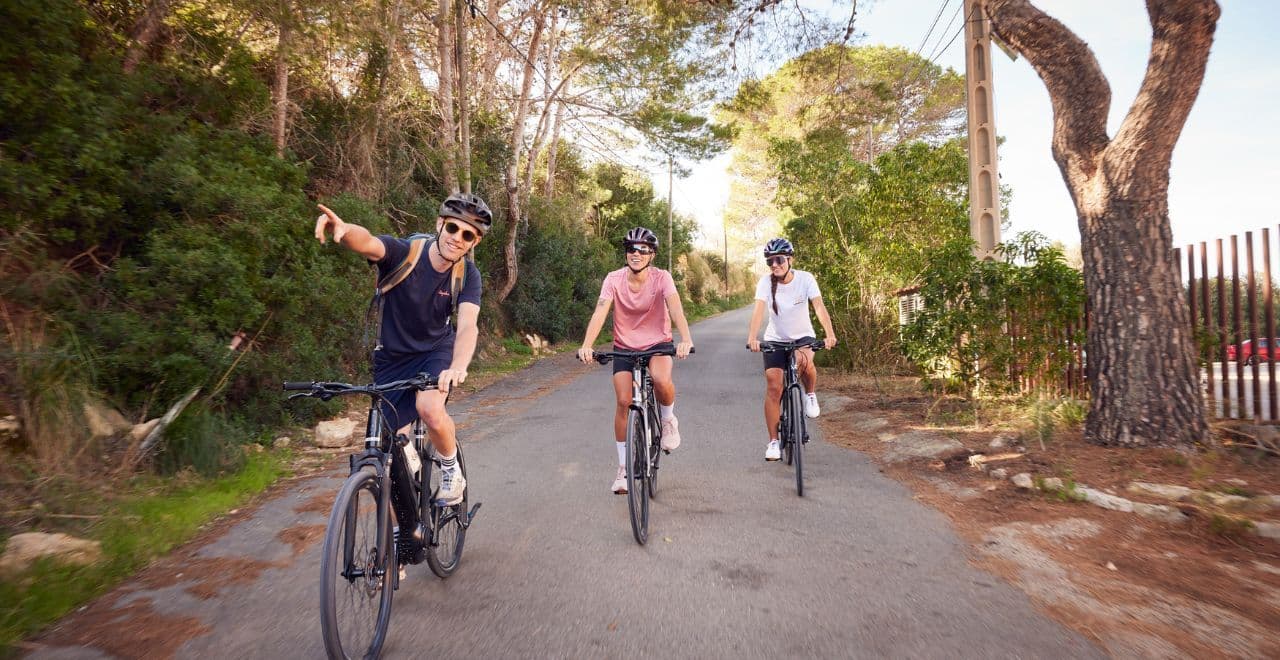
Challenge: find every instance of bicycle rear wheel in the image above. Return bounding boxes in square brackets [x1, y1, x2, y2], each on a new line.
[625, 409, 650, 545]
[789, 388, 806, 496]
[320, 466, 394, 660]
[426, 445, 468, 578]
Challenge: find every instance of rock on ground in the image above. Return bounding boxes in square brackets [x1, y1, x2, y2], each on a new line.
[0, 532, 103, 576]
[313, 419, 358, 448]
[881, 429, 964, 463]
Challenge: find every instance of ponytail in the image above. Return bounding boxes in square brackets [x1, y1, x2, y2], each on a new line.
[770, 273, 780, 315]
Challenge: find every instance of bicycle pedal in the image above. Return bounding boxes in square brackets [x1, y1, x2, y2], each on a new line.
[663, 449, 670, 455]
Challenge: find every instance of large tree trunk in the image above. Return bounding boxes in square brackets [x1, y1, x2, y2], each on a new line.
[122, 0, 171, 73]
[477, 0, 508, 109]
[495, 11, 546, 303]
[987, 0, 1220, 448]
[436, 0, 460, 194]
[455, 0, 473, 193]
[543, 97, 565, 197]
[272, 3, 291, 157]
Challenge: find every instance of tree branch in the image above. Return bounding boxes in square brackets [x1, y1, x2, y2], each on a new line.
[986, 0, 1110, 181]
[1106, 0, 1220, 188]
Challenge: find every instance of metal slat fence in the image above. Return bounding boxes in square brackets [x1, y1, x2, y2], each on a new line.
[1179, 228, 1280, 421]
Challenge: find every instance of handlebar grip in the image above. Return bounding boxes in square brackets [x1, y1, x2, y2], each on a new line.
[282, 381, 314, 391]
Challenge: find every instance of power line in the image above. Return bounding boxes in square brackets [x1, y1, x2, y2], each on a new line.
[925, 3, 965, 62]
[914, 0, 956, 59]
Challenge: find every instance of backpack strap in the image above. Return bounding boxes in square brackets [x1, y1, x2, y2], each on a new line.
[449, 257, 467, 320]
[376, 237, 427, 295]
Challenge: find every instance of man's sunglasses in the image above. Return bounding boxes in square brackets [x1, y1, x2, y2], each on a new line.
[766, 255, 789, 266]
[625, 244, 655, 255]
[443, 221, 478, 242]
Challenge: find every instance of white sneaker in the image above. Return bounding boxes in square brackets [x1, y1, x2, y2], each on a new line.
[804, 393, 820, 418]
[660, 416, 681, 451]
[765, 440, 781, 461]
[435, 468, 466, 506]
[611, 465, 628, 494]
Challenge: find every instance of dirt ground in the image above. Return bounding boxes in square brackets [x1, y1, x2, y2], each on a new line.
[818, 375, 1280, 659]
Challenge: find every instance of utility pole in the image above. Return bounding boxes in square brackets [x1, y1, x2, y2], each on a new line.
[963, 0, 1001, 259]
[667, 154, 674, 272]
[723, 213, 729, 295]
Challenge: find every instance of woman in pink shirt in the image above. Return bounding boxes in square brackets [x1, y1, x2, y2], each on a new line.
[578, 227, 695, 494]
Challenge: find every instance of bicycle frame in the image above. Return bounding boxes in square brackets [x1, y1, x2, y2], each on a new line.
[628, 365, 661, 476]
[780, 352, 806, 438]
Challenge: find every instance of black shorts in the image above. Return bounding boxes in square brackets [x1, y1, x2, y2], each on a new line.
[612, 342, 676, 375]
[372, 345, 453, 430]
[763, 336, 815, 371]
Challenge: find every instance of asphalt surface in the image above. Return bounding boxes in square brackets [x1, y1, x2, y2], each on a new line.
[32, 307, 1103, 659]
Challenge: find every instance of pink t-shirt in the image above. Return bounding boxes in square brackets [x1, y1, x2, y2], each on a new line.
[600, 267, 678, 350]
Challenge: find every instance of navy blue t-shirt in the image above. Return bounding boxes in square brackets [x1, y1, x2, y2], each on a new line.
[374, 235, 482, 356]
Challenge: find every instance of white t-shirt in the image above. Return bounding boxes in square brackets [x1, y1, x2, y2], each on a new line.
[754, 269, 822, 341]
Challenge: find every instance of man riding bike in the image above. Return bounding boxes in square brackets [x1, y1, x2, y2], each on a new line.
[313, 193, 491, 505]
[746, 238, 838, 461]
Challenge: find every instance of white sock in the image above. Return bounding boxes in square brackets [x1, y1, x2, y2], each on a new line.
[439, 451, 457, 472]
[616, 442, 627, 466]
[659, 403, 674, 419]
[769, 437, 779, 444]
[806, 392, 817, 401]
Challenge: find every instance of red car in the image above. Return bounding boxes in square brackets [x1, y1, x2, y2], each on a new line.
[1227, 338, 1280, 364]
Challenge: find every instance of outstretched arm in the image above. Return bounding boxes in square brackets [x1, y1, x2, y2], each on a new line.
[577, 296, 613, 363]
[665, 292, 694, 358]
[438, 302, 480, 393]
[746, 299, 766, 352]
[315, 204, 385, 261]
[811, 296, 838, 349]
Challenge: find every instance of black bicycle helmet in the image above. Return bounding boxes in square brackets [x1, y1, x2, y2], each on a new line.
[623, 226, 659, 249]
[439, 192, 493, 235]
[764, 237, 794, 257]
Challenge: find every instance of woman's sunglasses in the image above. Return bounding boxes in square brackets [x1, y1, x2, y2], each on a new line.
[626, 244, 655, 255]
[766, 255, 789, 266]
[444, 221, 478, 242]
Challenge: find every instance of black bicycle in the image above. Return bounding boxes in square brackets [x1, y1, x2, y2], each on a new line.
[284, 373, 480, 659]
[756, 340, 825, 497]
[592, 346, 693, 545]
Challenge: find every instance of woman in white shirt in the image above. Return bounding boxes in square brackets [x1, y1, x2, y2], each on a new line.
[745, 238, 838, 461]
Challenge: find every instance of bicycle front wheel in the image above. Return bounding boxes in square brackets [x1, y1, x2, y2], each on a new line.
[789, 388, 806, 497]
[320, 466, 394, 660]
[625, 409, 650, 545]
[426, 445, 468, 578]
[648, 407, 662, 499]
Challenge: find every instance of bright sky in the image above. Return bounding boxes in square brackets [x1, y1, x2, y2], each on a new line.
[650, 0, 1280, 259]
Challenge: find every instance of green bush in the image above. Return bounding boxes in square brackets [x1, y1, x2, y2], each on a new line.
[506, 218, 615, 343]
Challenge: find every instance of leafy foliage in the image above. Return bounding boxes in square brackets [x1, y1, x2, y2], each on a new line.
[901, 232, 1086, 395]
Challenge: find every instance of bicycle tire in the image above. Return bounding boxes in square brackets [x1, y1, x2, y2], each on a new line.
[320, 466, 394, 660]
[781, 391, 794, 466]
[426, 445, 468, 578]
[790, 387, 807, 496]
[625, 409, 650, 545]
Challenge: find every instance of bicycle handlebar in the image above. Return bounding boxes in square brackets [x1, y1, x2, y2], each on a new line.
[592, 346, 694, 364]
[281, 372, 440, 400]
[750, 339, 827, 353]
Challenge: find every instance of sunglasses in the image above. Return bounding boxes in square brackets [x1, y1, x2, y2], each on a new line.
[443, 221, 477, 242]
[625, 244, 655, 255]
[766, 255, 789, 266]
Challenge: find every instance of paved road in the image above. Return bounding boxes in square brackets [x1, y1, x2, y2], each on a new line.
[34, 307, 1101, 659]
